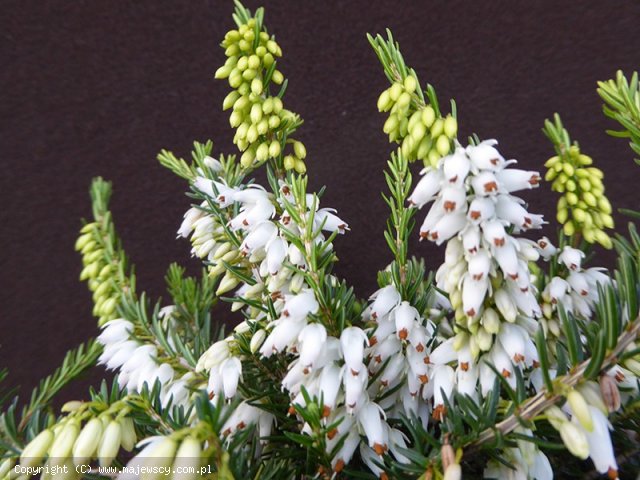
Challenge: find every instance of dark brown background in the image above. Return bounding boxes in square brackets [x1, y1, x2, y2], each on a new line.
[1, 1, 639, 403]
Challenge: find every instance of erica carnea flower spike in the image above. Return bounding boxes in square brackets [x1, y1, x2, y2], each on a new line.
[543, 114, 614, 248]
[3, 3, 640, 480]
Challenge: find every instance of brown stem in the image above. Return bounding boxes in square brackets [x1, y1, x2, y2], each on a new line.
[470, 314, 640, 449]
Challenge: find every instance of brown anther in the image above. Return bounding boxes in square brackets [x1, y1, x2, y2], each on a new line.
[416, 343, 425, 352]
[208, 391, 215, 400]
[449, 175, 458, 183]
[420, 231, 429, 241]
[470, 210, 481, 220]
[303, 367, 310, 375]
[424, 355, 431, 364]
[520, 287, 528, 293]
[490, 158, 499, 165]
[237, 421, 246, 430]
[218, 195, 226, 203]
[580, 289, 588, 296]
[398, 328, 408, 340]
[317, 466, 325, 476]
[501, 368, 511, 378]
[290, 346, 298, 354]
[334, 459, 345, 473]
[381, 380, 389, 387]
[472, 273, 483, 280]
[222, 428, 231, 436]
[466, 308, 476, 317]
[460, 362, 469, 371]
[271, 291, 283, 301]
[350, 368, 359, 376]
[242, 219, 249, 226]
[283, 309, 290, 317]
[484, 181, 498, 192]
[373, 443, 387, 456]
[513, 353, 525, 363]
[468, 247, 478, 254]
[322, 405, 331, 418]
[430, 231, 439, 240]
[529, 175, 541, 186]
[380, 473, 389, 480]
[523, 217, 532, 225]
[282, 186, 291, 195]
[288, 406, 296, 415]
[371, 312, 378, 320]
[494, 237, 505, 247]
[508, 273, 518, 280]
[607, 467, 618, 480]
[432, 404, 447, 422]
[370, 335, 378, 346]
[374, 354, 382, 363]
[615, 370, 626, 383]
[539, 240, 547, 248]
[532, 360, 540, 368]
[444, 201, 456, 212]
[419, 374, 429, 384]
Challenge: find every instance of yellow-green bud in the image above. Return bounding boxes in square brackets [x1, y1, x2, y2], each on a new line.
[566, 192, 578, 205]
[430, 118, 444, 137]
[236, 56, 248, 71]
[563, 220, 575, 236]
[250, 329, 266, 353]
[421, 106, 436, 127]
[20, 429, 54, 468]
[443, 115, 458, 138]
[246, 124, 258, 143]
[578, 154, 592, 165]
[216, 272, 240, 295]
[262, 97, 274, 114]
[293, 141, 307, 159]
[416, 136, 432, 159]
[403, 75, 417, 93]
[559, 422, 589, 460]
[73, 418, 103, 464]
[427, 150, 440, 168]
[247, 55, 260, 70]
[98, 421, 122, 467]
[256, 119, 268, 135]
[250, 103, 263, 124]
[214, 65, 232, 79]
[583, 191, 597, 207]
[255, 45, 266, 57]
[595, 230, 612, 249]
[271, 69, 284, 84]
[229, 110, 243, 128]
[567, 390, 593, 432]
[389, 82, 403, 102]
[383, 115, 399, 135]
[283, 155, 296, 170]
[377, 89, 392, 112]
[256, 142, 269, 162]
[142, 438, 177, 480]
[572, 208, 586, 223]
[436, 135, 451, 156]
[266, 39, 279, 55]
[242, 68, 257, 81]
[222, 91, 240, 111]
[294, 159, 307, 174]
[251, 78, 263, 95]
[396, 92, 411, 109]
[240, 149, 255, 168]
[172, 438, 202, 480]
[119, 418, 136, 452]
[598, 197, 612, 214]
[544, 155, 560, 168]
[410, 122, 426, 142]
[272, 97, 283, 113]
[269, 140, 281, 158]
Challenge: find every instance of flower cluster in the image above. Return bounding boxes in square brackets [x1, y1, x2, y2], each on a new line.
[377, 74, 458, 167]
[215, 16, 307, 173]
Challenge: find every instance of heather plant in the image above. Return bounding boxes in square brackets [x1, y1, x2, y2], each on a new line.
[2, 3, 639, 479]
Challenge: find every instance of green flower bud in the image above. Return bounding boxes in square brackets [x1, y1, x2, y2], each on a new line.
[545, 169, 557, 181]
[142, 438, 177, 480]
[387, 83, 402, 102]
[248, 54, 260, 70]
[572, 208, 586, 223]
[269, 140, 281, 158]
[75, 233, 93, 252]
[266, 39, 279, 55]
[240, 148, 256, 168]
[250, 103, 263, 123]
[73, 418, 103, 465]
[556, 208, 568, 224]
[544, 155, 560, 168]
[602, 214, 614, 229]
[268, 115, 281, 129]
[271, 69, 284, 84]
[578, 154, 592, 165]
[598, 196, 612, 214]
[443, 115, 458, 138]
[250, 329, 266, 353]
[566, 192, 578, 205]
[377, 89, 392, 112]
[237, 56, 248, 71]
[283, 155, 296, 170]
[255, 45, 266, 57]
[243, 29, 255, 42]
[427, 150, 440, 168]
[401, 136, 415, 157]
[421, 106, 436, 128]
[416, 136, 432, 159]
[119, 418, 137, 452]
[263, 53, 275, 69]
[410, 122, 426, 142]
[21, 429, 54, 468]
[403, 75, 417, 93]
[294, 159, 307, 174]
[228, 71, 243, 88]
[272, 97, 283, 113]
[583, 191, 597, 207]
[293, 141, 307, 159]
[172, 437, 202, 480]
[251, 78, 263, 95]
[229, 110, 243, 128]
[595, 230, 612, 249]
[242, 68, 257, 81]
[246, 124, 258, 143]
[222, 91, 240, 110]
[216, 272, 240, 296]
[563, 220, 575, 236]
[98, 421, 122, 467]
[430, 118, 444, 137]
[383, 114, 399, 134]
[214, 65, 232, 79]
[565, 179, 576, 192]
[436, 135, 450, 156]
[256, 142, 269, 162]
[559, 422, 589, 460]
[238, 39, 251, 52]
[396, 92, 411, 110]
[567, 390, 593, 432]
